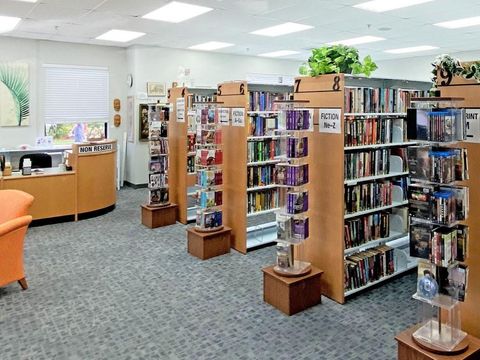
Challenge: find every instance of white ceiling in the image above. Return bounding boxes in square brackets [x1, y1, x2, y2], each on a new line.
[1, 0, 480, 61]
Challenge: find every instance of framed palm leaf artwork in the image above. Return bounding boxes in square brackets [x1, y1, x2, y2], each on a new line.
[0, 63, 30, 127]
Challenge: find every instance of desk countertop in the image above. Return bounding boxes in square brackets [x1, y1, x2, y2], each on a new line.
[2, 168, 75, 180]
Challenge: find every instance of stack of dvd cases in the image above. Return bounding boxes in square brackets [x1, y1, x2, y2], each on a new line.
[194, 105, 223, 232]
[147, 103, 170, 207]
[274, 109, 312, 276]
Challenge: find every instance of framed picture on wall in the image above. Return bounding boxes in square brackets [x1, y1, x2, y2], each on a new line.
[139, 103, 149, 142]
[147, 82, 166, 97]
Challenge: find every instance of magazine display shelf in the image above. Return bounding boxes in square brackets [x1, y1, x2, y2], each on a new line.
[407, 97, 470, 353]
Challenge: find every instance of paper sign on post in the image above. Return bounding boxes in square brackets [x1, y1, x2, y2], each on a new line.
[176, 98, 185, 122]
[219, 108, 230, 126]
[319, 108, 341, 134]
[232, 108, 245, 127]
[465, 109, 480, 143]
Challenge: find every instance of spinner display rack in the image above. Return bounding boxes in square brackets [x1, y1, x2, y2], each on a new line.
[407, 96, 471, 353]
[292, 74, 431, 303]
[146, 103, 170, 208]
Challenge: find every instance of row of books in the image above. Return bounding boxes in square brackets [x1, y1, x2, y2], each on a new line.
[286, 137, 308, 158]
[344, 212, 390, 250]
[286, 190, 308, 214]
[282, 109, 310, 131]
[148, 173, 168, 189]
[197, 169, 222, 187]
[344, 117, 400, 147]
[277, 214, 309, 243]
[187, 94, 216, 107]
[344, 180, 393, 215]
[276, 164, 309, 187]
[408, 147, 468, 184]
[247, 139, 282, 163]
[407, 108, 466, 142]
[199, 108, 217, 125]
[417, 260, 467, 302]
[249, 91, 289, 112]
[195, 149, 223, 166]
[408, 183, 468, 225]
[196, 190, 222, 209]
[148, 188, 169, 206]
[344, 87, 427, 114]
[149, 122, 168, 139]
[247, 115, 278, 137]
[410, 223, 468, 265]
[149, 106, 170, 122]
[247, 164, 276, 188]
[247, 188, 279, 214]
[196, 209, 222, 230]
[197, 129, 222, 145]
[344, 245, 395, 291]
[149, 139, 169, 156]
[344, 149, 391, 180]
[149, 157, 168, 173]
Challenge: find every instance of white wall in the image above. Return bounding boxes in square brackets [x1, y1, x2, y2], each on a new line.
[0, 37, 127, 161]
[125, 45, 301, 185]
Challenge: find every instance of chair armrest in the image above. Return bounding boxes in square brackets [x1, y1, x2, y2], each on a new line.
[0, 216, 33, 237]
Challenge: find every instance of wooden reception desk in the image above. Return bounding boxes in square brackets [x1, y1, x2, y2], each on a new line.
[0, 139, 116, 222]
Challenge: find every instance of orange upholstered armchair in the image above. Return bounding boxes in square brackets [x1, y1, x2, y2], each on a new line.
[0, 190, 34, 290]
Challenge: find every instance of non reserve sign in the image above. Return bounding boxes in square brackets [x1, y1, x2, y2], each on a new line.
[78, 143, 113, 154]
[319, 108, 341, 134]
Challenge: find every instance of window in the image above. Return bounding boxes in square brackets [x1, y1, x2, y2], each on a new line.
[43, 64, 109, 144]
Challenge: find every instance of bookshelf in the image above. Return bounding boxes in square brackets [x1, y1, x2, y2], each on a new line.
[436, 69, 480, 338]
[293, 74, 430, 303]
[217, 81, 293, 253]
[168, 86, 217, 224]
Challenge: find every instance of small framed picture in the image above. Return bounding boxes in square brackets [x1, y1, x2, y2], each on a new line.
[147, 82, 166, 97]
[139, 104, 149, 142]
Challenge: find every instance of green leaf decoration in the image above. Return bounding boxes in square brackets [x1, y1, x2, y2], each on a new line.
[0, 63, 30, 126]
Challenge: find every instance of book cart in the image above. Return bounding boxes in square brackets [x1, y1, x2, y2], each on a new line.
[141, 103, 177, 228]
[406, 96, 470, 354]
[168, 86, 217, 224]
[292, 74, 430, 303]
[216, 81, 293, 254]
[186, 101, 232, 260]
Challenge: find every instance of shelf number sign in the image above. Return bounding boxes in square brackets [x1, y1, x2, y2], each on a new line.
[319, 108, 341, 134]
[232, 108, 245, 127]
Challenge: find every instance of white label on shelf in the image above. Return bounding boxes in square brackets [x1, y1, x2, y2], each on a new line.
[319, 108, 341, 134]
[219, 108, 230, 126]
[232, 108, 245, 127]
[465, 109, 480, 143]
[176, 98, 185, 122]
[78, 143, 113, 154]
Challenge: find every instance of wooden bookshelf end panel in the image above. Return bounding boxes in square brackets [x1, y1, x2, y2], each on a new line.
[141, 204, 178, 228]
[262, 265, 323, 316]
[187, 226, 231, 260]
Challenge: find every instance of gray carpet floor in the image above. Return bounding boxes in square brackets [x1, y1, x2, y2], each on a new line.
[0, 187, 419, 360]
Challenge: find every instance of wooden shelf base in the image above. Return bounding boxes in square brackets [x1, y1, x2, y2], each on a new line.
[396, 325, 480, 360]
[141, 203, 178, 228]
[262, 265, 323, 316]
[187, 226, 231, 260]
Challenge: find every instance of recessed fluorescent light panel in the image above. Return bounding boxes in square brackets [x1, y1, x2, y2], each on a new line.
[96, 29, 146, 43]
[188, 41, 234, 51]
[327, 35, 385, 46]
[385, 45, 438, 54]
[251, 22, 313, 37]
[434, 16, 480, 29]
[143, 1, 213, 23]
[0, 15, 21, 33]
[258, 50, 300, 58]
[16, 0, 38, 2]
[354, 0, 434, 12]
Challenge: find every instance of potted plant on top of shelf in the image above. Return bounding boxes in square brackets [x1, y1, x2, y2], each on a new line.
[299, 45, 378, 77]
[431, 54, 480, 94]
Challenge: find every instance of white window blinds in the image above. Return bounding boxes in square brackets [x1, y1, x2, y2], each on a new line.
[44, 64, 109, 124]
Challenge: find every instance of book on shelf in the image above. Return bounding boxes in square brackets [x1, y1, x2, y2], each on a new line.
[247, 164, 276, 188]
[286, 137, 308, 158]
[276, 214, 309, 242]
[149, 122, 168, 139]
[249, 91, 289, 112]
[282, 109, 310, 130]
[187, 156, 195, 173]
[196, 190, 222, 208]
[344, 212, 390, 249]
[344, 149, 390, 180]
[149, 139, 169, 156]
[276, 242, 292, 268]
[344, 245, 395, 291]
[196, 149, 223, 166]
[247, 115, 278, 137]
[406, 108, 466, 142]
[344, 180, 393, 215]
[275, 164, 308, 186]
[196, 209, 222, 229]
[148, 172, 168, 189]
[187, 133, 196, 152]
[247, 188, 279, 214]
[344, 87, 428, 113]
[149, 188, 169, 206]
[149, 158, 168, 173]
[197, 169, 222, 187]
[200, 108, 218, 124]
[344, 117, 393, 147]
[247, 139, 282, 163]
[200, 129, 222, 145]
[287, 190, 308, 214]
